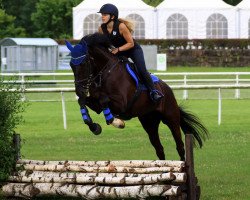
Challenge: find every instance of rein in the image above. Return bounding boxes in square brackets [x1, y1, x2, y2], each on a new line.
[74, 54, 120, 91]
[74, 54, 93, 90]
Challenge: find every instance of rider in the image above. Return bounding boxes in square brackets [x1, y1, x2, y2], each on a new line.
[98, 3, 163, 103]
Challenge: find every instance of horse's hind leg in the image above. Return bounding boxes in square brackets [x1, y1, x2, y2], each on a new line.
[162, 117, 185, 161]
[138, 113, 165, 160]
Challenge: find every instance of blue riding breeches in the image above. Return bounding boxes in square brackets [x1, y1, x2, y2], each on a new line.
[118, 44, 155, 91]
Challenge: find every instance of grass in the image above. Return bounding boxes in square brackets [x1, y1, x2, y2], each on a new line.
[9, 98, 250, 200]
[1, 66, 250, 199]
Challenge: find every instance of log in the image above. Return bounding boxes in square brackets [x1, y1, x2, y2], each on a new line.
[13, 170, 187, 183]
[2, 183, 181, 199]
[17, 159, 185, 168]
[17, 163, 183, 173]
[9, 172, 176, 185]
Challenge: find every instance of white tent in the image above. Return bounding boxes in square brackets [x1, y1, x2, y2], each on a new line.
[237, 0, 250, 38]
[73, 0, 156, 40]
[156, 0, 236, 39]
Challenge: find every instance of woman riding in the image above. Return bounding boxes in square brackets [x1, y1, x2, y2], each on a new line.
[98, 3, 163, 103]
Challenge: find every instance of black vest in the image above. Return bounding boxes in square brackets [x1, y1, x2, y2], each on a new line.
[101, 20, 133, 48]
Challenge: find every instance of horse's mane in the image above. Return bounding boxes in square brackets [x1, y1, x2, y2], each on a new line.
[80, 33, 111, 48]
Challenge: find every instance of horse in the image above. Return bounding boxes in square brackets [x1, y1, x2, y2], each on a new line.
[66, 33, 208, 161]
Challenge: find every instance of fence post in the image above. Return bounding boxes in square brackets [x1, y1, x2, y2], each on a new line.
[185, 134, 197, 200]
[61, 92, 67, 130]
[13, 133, 21, 161]
[183, 75, 188, 100]
[218, 88, 221, 125]
[235, 74, 240, 99]
[20, 75, 26, 101]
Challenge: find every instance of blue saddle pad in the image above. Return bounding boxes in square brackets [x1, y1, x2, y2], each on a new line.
[125, 63, 160, 90]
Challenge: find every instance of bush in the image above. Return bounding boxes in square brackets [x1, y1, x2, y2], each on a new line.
[0, 79, 25, 181]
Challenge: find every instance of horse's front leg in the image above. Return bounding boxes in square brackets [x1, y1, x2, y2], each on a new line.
[77, 93, 102, 135]
[99, 95, 125, 129]
[78, 97, 102, 135]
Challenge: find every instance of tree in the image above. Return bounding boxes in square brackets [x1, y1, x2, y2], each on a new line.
[223, 0, 242, 6]
[31, 0, 81, 38]
[143, 0, 163, 7]
[0, 0, 38, 37]
[0, 9, 26, 38]
[0, 80, 25, 181]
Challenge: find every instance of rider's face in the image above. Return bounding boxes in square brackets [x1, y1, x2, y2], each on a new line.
[101, 13, 111, 23]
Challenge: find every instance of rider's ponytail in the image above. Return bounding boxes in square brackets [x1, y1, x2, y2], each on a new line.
[118, 18, 135, 33]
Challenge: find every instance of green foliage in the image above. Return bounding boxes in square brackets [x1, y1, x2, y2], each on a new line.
[223, 0, 242, 6]
[0, 80, 25, 181]
[31, 0, 82, 38]
[0, 0, 38, 37]
[143, 0, 163, 6]
[0, 9, 26, 38]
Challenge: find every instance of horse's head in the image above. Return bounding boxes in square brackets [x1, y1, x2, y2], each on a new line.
[66, 40, 94, 97]
[66, 33, 119, 96]
[66, 33, 111, 81]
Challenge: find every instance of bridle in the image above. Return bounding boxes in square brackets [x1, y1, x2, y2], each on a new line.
[74, 48, 120, 92]
[74, 53, 93, 91]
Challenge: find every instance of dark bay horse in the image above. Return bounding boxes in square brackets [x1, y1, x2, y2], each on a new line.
[66, 33, 208, 161]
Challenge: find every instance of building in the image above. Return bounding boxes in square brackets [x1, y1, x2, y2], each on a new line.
[73, 0, 250, 39]
[0, 38, 58, 72]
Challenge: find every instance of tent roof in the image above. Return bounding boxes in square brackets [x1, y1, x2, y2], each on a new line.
[0, 38, 58, 46]
[237, 0, 250, 8]
[157, 0, 234, 9]
[74, 0, 154, 10]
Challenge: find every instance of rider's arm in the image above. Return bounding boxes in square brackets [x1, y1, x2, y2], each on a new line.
[118, 23, 134, 52]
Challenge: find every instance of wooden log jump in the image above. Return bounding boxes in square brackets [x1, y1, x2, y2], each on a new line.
[1, 134, 200, 200]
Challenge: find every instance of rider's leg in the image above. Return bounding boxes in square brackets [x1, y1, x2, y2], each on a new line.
[130, 46, 163, 102]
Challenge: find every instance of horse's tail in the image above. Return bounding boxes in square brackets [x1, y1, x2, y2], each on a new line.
[179, 105, 209, 148]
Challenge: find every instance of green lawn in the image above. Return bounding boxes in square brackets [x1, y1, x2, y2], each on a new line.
[10, 98, 250, 200]
[1, 66, 250, 199]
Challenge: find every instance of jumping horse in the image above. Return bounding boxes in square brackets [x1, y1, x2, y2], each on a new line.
[66, 33, 208, 161]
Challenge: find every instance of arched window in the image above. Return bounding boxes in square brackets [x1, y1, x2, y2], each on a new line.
[166, 14, 188, 39]
[83, 14, 102, 35]
[206, 13, 228, 39]
[126, 14, 145, 39]
[248, 18, 250, 38]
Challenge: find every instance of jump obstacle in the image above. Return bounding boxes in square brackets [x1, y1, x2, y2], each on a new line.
[1, 134, 200, 200]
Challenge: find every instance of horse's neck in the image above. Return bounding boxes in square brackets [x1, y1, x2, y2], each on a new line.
[91, 47, 118, 70]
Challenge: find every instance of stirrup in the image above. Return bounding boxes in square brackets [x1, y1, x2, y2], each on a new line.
[111, 118, 125, 129]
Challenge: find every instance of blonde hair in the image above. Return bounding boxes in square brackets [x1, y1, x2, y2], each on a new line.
[118, 18, 135, 33]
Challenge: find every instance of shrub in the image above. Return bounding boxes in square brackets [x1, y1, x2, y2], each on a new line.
[0, 79, 25, 181]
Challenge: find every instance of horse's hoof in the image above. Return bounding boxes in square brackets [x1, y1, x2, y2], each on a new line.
[90, 123, 102, 135]
[111, 118, 125, 129]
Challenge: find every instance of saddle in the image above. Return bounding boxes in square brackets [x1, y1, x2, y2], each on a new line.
[118, 56, 160, 90]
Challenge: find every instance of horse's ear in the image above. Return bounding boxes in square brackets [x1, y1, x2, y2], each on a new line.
[65, 40, 73, 52]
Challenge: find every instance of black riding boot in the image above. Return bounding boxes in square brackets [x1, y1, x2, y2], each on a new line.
[143, 72, 163, 102]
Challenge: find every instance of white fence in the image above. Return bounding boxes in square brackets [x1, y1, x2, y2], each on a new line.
[154, 72, 250, 99]
[5, 84, 250, 129]
[2, 72, 250, 99]
[2, 72, 250, 129]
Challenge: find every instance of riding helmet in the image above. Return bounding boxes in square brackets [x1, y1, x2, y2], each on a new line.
[98, 3, 119, 18]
